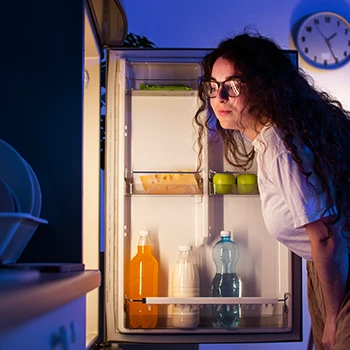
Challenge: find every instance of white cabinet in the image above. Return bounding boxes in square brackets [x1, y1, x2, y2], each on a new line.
[0, 270, 101, 350]
[0, 296, 86, 350]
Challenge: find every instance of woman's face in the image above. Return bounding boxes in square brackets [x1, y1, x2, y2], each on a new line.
[209, 57, 260, 140]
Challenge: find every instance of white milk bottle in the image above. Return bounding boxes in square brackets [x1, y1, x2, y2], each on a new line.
[171, 245, 200, 328]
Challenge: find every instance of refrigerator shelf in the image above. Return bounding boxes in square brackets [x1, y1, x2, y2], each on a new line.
[129, 90, 197, 97]
[125, 169, 203, 195]
[126, 60, 201, 91]
[126, 78, 198, 92]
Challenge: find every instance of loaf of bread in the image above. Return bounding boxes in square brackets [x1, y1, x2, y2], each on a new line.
[140, 173, 200, 194]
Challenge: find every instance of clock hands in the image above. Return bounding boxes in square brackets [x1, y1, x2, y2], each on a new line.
[314, 24, 327, 40]
[324, 39, 338, 62]
[327, 32, 337, 41]
[314, 24, 338, 63]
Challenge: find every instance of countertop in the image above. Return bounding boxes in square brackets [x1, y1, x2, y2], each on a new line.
[0, 268, 101, 333]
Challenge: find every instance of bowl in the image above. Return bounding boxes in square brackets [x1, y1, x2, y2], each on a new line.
[0, 213, 48, 264]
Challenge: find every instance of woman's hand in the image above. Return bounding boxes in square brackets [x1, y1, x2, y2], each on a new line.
[322, 317, 336, 349]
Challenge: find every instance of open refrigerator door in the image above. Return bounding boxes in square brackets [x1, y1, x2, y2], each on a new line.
[83, 8, 103, 348]
[101, 49, 302, 345]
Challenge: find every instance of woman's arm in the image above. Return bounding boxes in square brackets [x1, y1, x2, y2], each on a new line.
[304, 219, 348, 349]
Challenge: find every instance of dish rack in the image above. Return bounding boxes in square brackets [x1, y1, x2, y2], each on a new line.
[0, 213, 48, 264]
[0, 138, 48, 265]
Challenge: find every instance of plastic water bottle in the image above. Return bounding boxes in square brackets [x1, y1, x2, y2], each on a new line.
[172, 245, 200, 328]
[211, 230, 240, 328]
[128, 230, 158, 328]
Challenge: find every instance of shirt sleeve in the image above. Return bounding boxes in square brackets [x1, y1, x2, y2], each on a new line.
[271, 151, 330, 229]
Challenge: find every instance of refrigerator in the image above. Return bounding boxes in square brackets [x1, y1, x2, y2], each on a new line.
[83, 0, 303, 348]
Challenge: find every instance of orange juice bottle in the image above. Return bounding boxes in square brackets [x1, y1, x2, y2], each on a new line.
[128, 230, 158, 328]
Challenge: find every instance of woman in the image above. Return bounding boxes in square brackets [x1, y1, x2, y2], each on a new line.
[194, 30, 350, 349]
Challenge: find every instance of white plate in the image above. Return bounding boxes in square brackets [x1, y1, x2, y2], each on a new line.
[21, 159, 42, 217]
[0, 139, 34, 214]
[0, 213, 48, 264]
[0, 177, 16, 212]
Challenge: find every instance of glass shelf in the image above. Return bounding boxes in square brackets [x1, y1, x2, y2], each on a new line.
[209, 169, 259, 196]
[129, 89, 197, 97]
[126, 60, 201, 91]
[126, 78, 198, 96]
[125, 169, 203, 195]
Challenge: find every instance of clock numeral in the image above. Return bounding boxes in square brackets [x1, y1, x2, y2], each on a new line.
[323, 60, 328, 66]
[345, 29, 349, 35]
[313, 56, 317, 62]
[337, 20, 341, 27]
[306, 26, 312, 33]
[301, 36, 306, 42]
[325, 16, 331, 23]
[304, 47, 309, 54]
[348, 40, 350, 46]
[314, 19, 320, 25]
[344, 51, 348, 57]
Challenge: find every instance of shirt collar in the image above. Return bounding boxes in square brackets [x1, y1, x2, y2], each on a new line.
[251, 124, 272, 152]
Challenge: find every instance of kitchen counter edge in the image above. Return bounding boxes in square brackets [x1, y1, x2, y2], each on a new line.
[0, 269, 101, 333]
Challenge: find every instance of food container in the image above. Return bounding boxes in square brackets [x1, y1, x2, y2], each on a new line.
[125, 170, 202, 195]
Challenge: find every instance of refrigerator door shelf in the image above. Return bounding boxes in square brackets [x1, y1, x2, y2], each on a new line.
[121, 295, 289, 333]
[125, 295, 287, 319]
[119, 299, 289, 334]
[137, 296, 280, 306]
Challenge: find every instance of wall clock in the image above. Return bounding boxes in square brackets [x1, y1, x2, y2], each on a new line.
[295, 11, 350, 69]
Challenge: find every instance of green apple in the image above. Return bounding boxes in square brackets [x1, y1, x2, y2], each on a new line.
[212, 172, 235, 194]
[236, 173, 258, 194]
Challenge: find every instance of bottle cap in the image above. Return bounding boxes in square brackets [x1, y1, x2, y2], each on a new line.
[220, 230, 231, 237]
[139, 230, 150, 237]
[178, 245, 192, 251]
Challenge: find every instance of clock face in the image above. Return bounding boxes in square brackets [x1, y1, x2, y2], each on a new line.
[296, 12, 350, 69]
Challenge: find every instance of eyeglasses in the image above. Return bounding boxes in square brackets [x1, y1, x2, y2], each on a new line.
[202, 78, 243, 98]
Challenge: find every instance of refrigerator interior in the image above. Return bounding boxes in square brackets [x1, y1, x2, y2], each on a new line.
[102, 50, 301, 344]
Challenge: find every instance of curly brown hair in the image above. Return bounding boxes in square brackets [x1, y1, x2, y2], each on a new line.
[193, 29, 350, 233]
